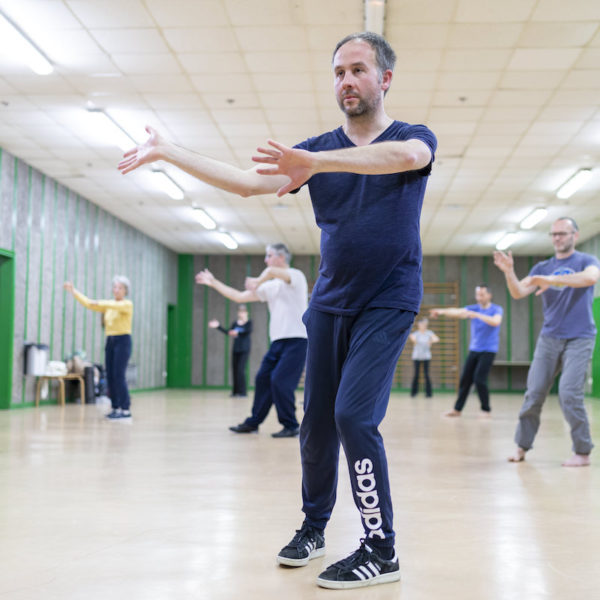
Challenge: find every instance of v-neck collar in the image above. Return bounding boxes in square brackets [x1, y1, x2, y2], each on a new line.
[339, 120, 397, 147]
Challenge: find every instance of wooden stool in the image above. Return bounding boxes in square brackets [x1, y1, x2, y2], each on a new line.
[35, 374, 85, 407]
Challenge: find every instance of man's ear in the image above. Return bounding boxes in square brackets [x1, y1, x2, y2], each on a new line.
[381, 69, 393, 93]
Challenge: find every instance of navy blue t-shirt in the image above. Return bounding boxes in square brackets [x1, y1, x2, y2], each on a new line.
[293, 120, 437, 315]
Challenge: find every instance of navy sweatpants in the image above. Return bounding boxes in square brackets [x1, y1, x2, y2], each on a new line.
[300, 307, 415, 550]
[105, 334, 132, 411]
[244, 337, 307, 430]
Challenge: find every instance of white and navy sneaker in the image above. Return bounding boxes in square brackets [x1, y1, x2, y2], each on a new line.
[316, 540, 400, 589]
[277, 521, 325, 567]
[105, 409, 122, 419]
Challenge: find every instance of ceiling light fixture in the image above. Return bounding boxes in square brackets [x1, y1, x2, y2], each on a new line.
[191, 207, 216, 230]
[0, 9, 53, 75]
[86, 108, 137, 151]
[519, 207, 548, 230]
[216, 231, 238, 250]
[151, 170, 185, 201]
[556, 168, 593, 200]
[496, 232, 519, 251]
[364, 0, 386, 36]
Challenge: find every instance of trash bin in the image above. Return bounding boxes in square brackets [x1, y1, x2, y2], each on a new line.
[24, 343, 49, 376]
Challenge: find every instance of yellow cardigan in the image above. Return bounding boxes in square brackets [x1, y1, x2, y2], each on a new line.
[73, 290, 133, 336]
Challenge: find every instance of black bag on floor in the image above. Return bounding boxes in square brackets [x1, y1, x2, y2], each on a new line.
[84, 366, 96, 404]
[94, 363, 108, 397]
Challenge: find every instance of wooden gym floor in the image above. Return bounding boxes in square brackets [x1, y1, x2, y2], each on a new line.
[1, 389, 599, 600]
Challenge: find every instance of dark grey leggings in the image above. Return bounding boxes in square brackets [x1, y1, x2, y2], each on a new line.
[411, 360, 432, 397]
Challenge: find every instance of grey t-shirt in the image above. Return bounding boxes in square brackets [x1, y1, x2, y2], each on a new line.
[529, 251, 600, 339]
[411, 330, 436, 360]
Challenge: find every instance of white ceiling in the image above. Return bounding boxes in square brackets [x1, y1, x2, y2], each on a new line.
[1, 0, 599, 255]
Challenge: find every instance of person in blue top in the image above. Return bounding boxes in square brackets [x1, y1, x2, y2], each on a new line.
[494, 217, 600, 468]
[430, 285, 503, 417]
[118, 31, 436, 590]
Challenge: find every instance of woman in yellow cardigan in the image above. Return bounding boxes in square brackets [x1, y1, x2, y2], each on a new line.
[64, 276, 133, 420]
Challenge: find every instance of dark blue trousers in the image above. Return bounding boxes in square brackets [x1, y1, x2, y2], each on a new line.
[244, 337, 307, 430]
[301, 308, 415, 550]
[105, 334, 132, 411]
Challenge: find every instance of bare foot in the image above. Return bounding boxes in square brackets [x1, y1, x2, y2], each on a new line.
[508, 447, 526, 463]
[478, 411, 492, 419]
[562, 454, 590, 467]
[443, 409, 461, 418]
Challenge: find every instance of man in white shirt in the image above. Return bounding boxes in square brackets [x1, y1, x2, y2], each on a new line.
[196, 243, 308, 438]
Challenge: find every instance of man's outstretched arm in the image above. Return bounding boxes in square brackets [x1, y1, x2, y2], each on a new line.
[467, 312, 502, 327]
[245, 266, 292, 291]
[118, 126, 290, 197]
[529, 265, 600, 295]
[252, 138, 432, 196]
[429, 307, 469, 319]
[196, 269, 259, 303]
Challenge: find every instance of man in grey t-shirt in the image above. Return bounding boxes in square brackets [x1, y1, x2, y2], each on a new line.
[494, 217, 600, 467]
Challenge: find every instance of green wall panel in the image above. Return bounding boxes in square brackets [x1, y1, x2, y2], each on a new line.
[167, 254, 194, 388]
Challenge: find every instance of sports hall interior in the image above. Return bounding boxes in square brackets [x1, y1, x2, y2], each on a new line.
[1, 1, 599, 599]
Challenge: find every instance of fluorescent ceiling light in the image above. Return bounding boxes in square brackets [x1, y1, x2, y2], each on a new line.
[191, 207, 216, 230]
[520, 207, 547, 230]
[556, 168, 593, 200]
[0, 10, 53, 75]
[364, 0, 386, 35]
[151, 170, 184, 200]
[216, 231, 238, 250]
[496, 232, 519, 251]
[86, 108, 137, 151]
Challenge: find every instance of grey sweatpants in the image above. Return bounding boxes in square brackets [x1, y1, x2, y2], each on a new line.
[515, 335, 595, 455]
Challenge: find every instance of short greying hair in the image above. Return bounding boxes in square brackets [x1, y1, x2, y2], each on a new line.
[112, 275, 131, 295]
[332, 32, 397, 77]
[267, 243, 291, 265]
[556, 216, 579, 231]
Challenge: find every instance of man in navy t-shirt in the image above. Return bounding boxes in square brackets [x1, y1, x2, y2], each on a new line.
[494, 217, 600, 467]
[118, 31, 436, 590]
[430, 285, 503, 416]
[265, 35, 436, 590]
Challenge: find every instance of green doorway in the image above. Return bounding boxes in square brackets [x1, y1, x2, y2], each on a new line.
[0, 250, 15, 409]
